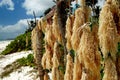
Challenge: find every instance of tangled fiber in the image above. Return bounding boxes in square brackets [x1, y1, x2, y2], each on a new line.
[103, 58, 118, 80]
[64, 54, 74, 80]
[72, 8, 85, 33]
[38, 18, 47, 33]
[77, 24, 101, 80]
[44, 24, 55, 48]
[44, 72, 49, 80]
[71, 8, 85, 51]
[109, 0, 120, 36]
[73, 54, 82, 80]
[50, 42, 64, 80]
[41, 50, 47, 69]
[31, 24, 44, 80]
[99, 2, 118, 61]
[52, 67, 60, 80]
[65, 15, 74, 50]
[31, 25, 43, 64]
[52, 13, 62, 43]
[52, 42, 60, 80]
[41, 44, 53, 70]
[53, 42, 64, 65]
[71, 6, 91, 51]
[80, 0, 85, 8]
[99, 0, 120, 79]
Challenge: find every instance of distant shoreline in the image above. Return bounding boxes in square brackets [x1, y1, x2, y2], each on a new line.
[0, 39, 14, 41]
[0, 40, 12, 53]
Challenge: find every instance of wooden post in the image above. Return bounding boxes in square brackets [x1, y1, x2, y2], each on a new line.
[56, 0, 68, 65]
[32, 25, 44, 80]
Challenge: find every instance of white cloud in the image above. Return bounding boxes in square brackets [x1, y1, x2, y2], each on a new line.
[0, 18, 40, 40]
[22, 0, 55, 16]
[0, 0, 14, 10]
[0, 19, 27, 33]
[71, 0, 105, 8]
[0, 19, 28, 40]
[96, 0, 105, 8]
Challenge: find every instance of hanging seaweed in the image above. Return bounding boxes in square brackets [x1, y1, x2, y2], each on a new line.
[53, 42, 64, 80]
[71, 0, 91, 51]
[99, 0, 120, 79]
[71, 8, 85, 51]
[44, 24, 55, 48]
[41, 44, 53, 70]
[52, 13, 62, 43]
[73, 54, 82, 80]
[65, 15, 74, 50]
[99, 2, 118, 62]
[52, 42, 61, 80]
[42, 23, 55, 70]
[103, 58, 118, 80]
[38, 18, 47, 33]
[77, 24, 101, 80]
[31, 24, 44, 80]
[64, 54, 74, 80]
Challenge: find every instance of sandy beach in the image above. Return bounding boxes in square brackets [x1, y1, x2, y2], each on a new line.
[0, 40, 38, 80]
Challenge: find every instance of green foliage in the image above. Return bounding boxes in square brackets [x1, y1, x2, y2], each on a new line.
[58, 65, 65, 74]
[17, 57, 27, 66]
[117, 42, 120, 56]
[59, 43, 64, 51]
[0, 54, 35, 78]
[100, 65, 104, 79]
[17, 54, 35, 67]
[44, 8, 51, 15]
[1, 62, 21, 78]
[86, 0, 98, 7]
[1, 32, 32, 55]
[70, 49, 75, 62]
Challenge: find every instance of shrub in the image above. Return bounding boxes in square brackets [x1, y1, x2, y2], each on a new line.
[17, 54, 35, 67]
[1, 32, 32, 55]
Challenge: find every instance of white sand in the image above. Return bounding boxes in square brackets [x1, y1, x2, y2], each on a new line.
[0, 40, 52, 80]
[2, 66, 37, 80]
[0, 40, 37, 80]
[0, 51, 32, 74]
[0, 40, 12, 53]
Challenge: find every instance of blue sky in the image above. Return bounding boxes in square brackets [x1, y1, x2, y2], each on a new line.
[0, 0, 55, 40]
[0, 0, 104, 40]
[0, 0, 28, 25]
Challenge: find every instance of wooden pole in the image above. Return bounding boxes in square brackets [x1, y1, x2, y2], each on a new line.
[32, 25, 44, 80]
[56, 0, 68, 65]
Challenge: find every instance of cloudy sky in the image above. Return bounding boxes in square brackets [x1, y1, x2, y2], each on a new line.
[0, 0, 105, 40]
[0, 0, 55, 40]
